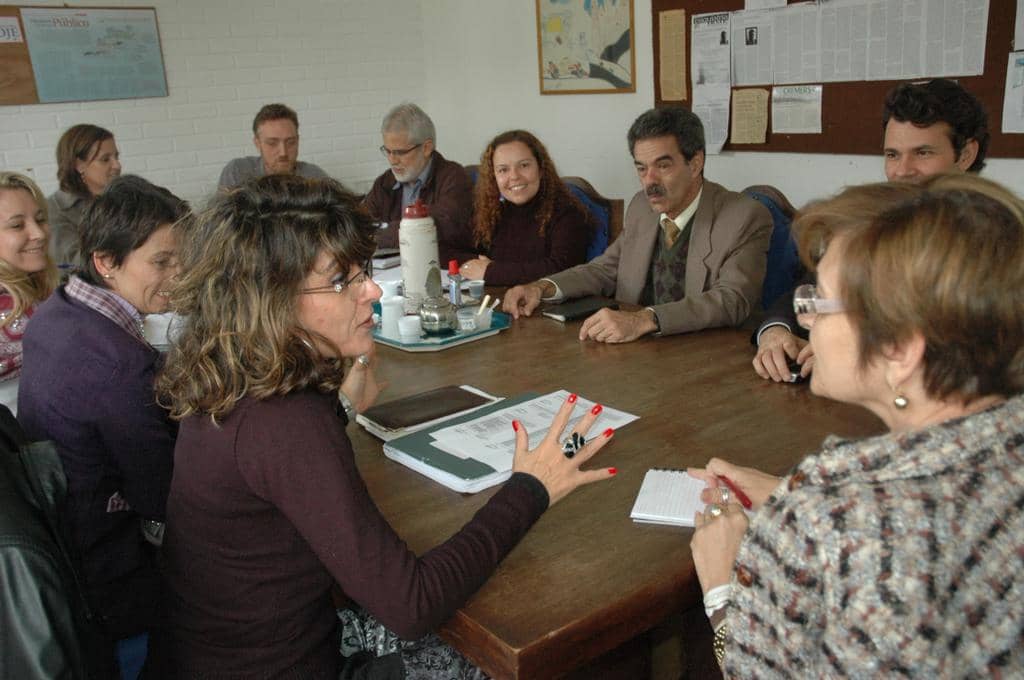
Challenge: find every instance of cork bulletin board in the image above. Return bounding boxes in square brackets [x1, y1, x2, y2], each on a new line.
[651, 0, 1023, 158]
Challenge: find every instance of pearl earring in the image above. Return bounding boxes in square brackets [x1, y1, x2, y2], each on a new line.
[893, 393, 908, 409]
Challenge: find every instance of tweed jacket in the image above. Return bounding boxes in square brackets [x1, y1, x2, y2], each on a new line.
[548, 180, 771, 335]
[724, 395, 1024, 678]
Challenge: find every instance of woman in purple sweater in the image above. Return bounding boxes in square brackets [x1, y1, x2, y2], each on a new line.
[456, 130, 593, 286]
[151, 175, 617, 679]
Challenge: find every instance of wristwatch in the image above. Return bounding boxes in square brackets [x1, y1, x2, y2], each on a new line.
[338, 390, 356, 420]
[645, 307, 662, 335]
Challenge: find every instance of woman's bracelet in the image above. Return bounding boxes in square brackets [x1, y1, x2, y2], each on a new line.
[703, 583, 731, 619]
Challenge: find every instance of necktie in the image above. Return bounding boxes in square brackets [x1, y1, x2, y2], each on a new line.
[661, 217, 681, 248]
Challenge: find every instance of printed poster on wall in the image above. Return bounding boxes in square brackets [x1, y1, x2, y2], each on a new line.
[20, 7, 167, 103]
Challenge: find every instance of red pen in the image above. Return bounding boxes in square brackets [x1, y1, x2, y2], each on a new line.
[717, 475, 752, 509]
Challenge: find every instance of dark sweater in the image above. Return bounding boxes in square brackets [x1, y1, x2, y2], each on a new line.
[154, 389, 548, 679]
[17, 287, 176, 639]
[452, 193, 591, 287]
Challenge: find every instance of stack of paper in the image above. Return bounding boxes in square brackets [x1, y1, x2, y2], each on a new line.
[383, 390, 639, 493]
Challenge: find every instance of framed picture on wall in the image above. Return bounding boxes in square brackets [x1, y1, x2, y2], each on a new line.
[536, 0, 635, 95]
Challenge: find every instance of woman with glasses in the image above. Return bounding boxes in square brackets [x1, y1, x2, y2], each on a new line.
[455, 130, 593, 286]
[19, 175, 186, 675]
[47, 124, 123, 266]
[688, 174, 1024, 676]
[151, 175, 617, 679]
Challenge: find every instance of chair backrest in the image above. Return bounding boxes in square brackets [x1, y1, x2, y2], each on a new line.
[743, 185, 802, 310]
[0, 405, 109, 679]
[561, 176, 623, 261]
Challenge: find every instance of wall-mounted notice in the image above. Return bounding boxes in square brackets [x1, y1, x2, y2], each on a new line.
[20, 7, 167, 103]
[772, 84, 822, 134]
[0, 15, 23, 42]
[1004, 52, 1024, 134]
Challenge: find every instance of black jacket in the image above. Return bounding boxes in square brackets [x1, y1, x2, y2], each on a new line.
[0, 405, 114, 679]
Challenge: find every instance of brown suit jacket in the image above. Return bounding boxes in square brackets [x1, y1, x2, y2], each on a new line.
[548, 179, 771, 335]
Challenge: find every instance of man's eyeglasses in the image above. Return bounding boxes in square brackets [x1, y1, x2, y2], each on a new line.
[793, 284, 844, 329]
[301, 260, 373, 297]
[379, 143, 423, 159]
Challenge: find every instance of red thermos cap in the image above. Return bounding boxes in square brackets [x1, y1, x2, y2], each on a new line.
[402, 199, 430, 219]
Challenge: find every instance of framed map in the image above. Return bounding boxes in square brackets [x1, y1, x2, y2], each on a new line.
[18, 6, 167, 103]
[536, 0, 635, 95]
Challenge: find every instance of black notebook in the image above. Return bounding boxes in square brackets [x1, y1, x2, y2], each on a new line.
[541, 296, 619, 322]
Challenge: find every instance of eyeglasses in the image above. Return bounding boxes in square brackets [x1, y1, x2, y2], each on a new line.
[379, 143, 423, 159]
[793, 283, 844, 329]
[301, 260, 373, 297]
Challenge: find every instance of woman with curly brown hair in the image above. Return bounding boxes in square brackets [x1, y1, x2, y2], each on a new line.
[456, 130, 592, 286]
[150, 175, 617, 679]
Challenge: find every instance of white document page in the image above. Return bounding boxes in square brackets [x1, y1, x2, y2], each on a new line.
[771, 3, 821, 84]
[922, 0, 988, 78]
[429, 390, 638, 472]
[1003, 52, 1024, 134]
[691, 12, 733, 88]
[731, 9, 773, 85]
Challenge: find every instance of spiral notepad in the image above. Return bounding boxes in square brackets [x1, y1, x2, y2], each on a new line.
[630, 469, 707, 527]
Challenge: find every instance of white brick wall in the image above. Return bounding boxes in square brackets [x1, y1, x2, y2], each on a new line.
[0, 0, 427, 208]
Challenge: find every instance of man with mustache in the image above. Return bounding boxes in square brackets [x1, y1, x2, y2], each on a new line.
[504, 107, 772, 343]
[751, 78, 990, 382]
[365, 103, 474, 264]
[218, 103, 328, 191]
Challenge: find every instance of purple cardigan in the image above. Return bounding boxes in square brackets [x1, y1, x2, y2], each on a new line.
[17, 286, 176, 639]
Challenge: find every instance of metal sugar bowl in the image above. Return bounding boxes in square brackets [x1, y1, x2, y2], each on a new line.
[418, 267, 457, 334]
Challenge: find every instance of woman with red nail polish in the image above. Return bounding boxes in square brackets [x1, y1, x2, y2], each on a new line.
[149, 178, 620, 680]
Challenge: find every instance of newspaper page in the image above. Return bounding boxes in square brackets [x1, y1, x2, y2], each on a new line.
[659, 9, 687, 101]
[819, 0, 869, 82]
[921, 0, 988, 78]
[692, 12, 732, 155]
[772, 85, 823, 134]
[1017, 2, 1024, 51]
[865, 0, 924, 80]
[731, 88, 769, 143]
[692, 12, 732, 87]
[771, 3, 821, 84]
[731, 9, 773, 86]
[746, 0, 787, 8]
[1003, 52, 1024, 134]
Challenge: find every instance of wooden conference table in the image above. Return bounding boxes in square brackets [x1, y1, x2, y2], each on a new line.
[350, 311, 884, 679]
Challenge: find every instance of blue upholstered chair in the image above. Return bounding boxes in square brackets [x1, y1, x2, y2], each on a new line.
[742, 185, 802, 310]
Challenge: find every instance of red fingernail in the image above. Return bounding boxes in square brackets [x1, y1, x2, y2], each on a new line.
[602, 428, 614, 438]
[568, 393, 578, 403]
[512, 420, 519, 432]
[591, 404, 603, 415]
[607, 467, 617, 475]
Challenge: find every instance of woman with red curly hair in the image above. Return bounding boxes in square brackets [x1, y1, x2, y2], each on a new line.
[456, 130, 592, 286]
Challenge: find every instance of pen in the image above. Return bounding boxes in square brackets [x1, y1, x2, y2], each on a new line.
[716, 475, 752, 509]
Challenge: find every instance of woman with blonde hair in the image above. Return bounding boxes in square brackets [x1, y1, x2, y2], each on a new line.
[690, 174, 1024, 677]
[0, 172, 59, 413]
[456, 129, 592, 285]
[47, 124, 122, 266]
[150, 175, 617, 678]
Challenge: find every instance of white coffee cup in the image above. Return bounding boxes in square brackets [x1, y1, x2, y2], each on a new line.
[467, 279, 485, 299]
[398, 315, 422, 342]
[380, 296, 404, 338]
